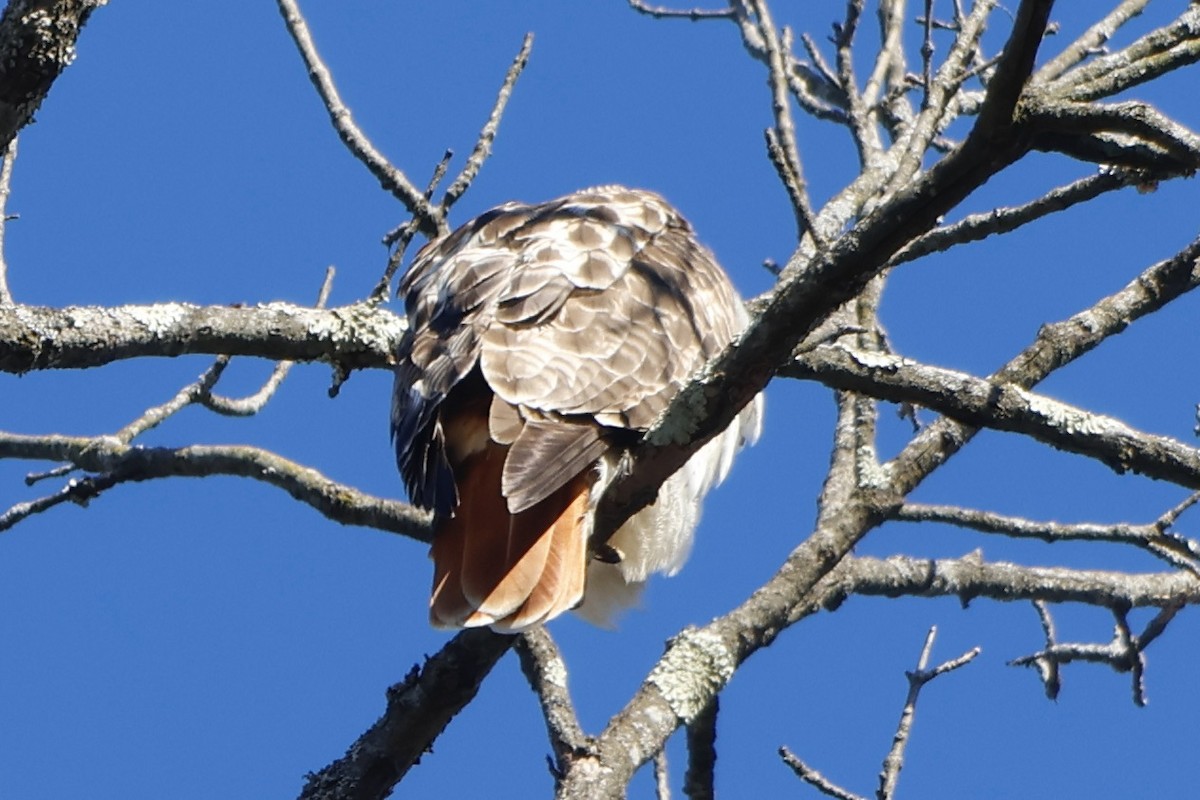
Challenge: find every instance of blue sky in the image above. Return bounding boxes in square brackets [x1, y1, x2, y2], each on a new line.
[2, 1, 1199, 797]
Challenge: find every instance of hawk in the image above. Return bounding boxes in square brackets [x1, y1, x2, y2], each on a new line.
[391, 185, 762, 632]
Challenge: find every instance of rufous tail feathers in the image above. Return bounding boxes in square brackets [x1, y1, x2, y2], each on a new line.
[429, 442, 590, 632]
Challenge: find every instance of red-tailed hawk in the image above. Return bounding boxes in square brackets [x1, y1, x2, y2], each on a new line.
[392, 185, 762, 632]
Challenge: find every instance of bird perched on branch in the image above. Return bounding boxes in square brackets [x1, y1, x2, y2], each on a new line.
[392, 185, 762, 632]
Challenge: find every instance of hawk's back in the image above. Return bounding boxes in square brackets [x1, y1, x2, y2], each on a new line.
[391, 185, 761, 631]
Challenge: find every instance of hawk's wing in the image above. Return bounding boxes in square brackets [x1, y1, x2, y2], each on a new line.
[391, 185, 761, 630]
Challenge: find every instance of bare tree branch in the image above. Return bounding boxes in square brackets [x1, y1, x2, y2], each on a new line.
[833, 553, 1200, 610]
[0, 431, 430, 540]
[779, 747, 868, 800]
[788, 340, 1200, 494]
[627, 1, 735, 21]
[203, 267, 336, 414]
[886, 221, 1200, 500]
[1010, 601, 1183, 705]
[750, 0, 822, 240]
[0, 301, 401, 373]
[274, 0, 445, 237]
[515, 627, 588, 779]
[440, 33, 534, 212]
[894, 501, 1200, 575]
[1034, 0, 1150, 84]
[372, 151, 455, 304]
[0, 137, 16, 306]
[654, 750, 672, 800]
[0, 0, 103, 150]
[1025, 98, 1200, 172]
[889, 167, 1142, 266]
[591, 0, 1057, 555]
[877, 627, 980, 800]
[298, 628, 515, 800]
[1044, 5, 1200, 103]
[682, 698, 717, 800]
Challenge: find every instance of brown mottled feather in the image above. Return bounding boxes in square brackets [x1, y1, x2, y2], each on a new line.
[394, 185, 763, 632]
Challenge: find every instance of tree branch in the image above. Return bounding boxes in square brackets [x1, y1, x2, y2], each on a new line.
[515, 627, 588, 780]
[0, 0, 102, 151]
[894, 500, 1200, 575]
[1010, 601, 1182, 705]
[832, 553, 1200, 610]
[0, 301, 401, 373]
[877, 628, 979, 800]
[298, 628, 515, 800]
[787, 340, 1200, 494]
[591, 0, 1056, 554]
[889, 167, 1142, 266]
[440, 33, 534, 212]
[1044, 4, 1200, 104]
[1034, 0, 1150, 84]
[682, 698, 717, 800]
[779, 746, 867, 800]
[0, 137, 17, 306]
[274, 0, 445, 237]
[0, 431, 431, 540]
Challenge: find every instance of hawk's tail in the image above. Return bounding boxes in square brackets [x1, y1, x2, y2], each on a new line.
[429, 443, 590, 632]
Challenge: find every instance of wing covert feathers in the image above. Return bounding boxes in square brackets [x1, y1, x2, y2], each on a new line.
[393, 185, 763, 631]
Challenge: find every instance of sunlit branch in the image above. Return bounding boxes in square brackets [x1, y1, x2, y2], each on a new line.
[889, 167, 1140, 266]
[788, 343, 1200, 494]
[0, 431, 431, 540]
[895, 501, 1200, 575]
[1034, 0, 1151, 83]
[299, 628, 515, 800]
[0, 302, 402, 374]
[515, 627, 587, 777]
[1010, 601, 1182, 705]
[274, 0, 445, 237]
[0, 137, 16, 306]
[441, 33, 535, 211]
[877, 627, 980, 800]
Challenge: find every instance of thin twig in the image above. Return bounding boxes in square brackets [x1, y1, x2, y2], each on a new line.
[654, 749, 672, 800]
[0, 432, 431, 540]
[0, 137, 17, 305]
[751, 0, 821, 242]
[110, 267, 337, 446]
[275, 0, 444, 236]
[201, 267, 337, 415]
[372, 153, 455, 304]
[860, 0, 907, 113]
[0, 473, 117, 531]
[800, 30, 840, 89]
[514, 626, 587, 771]
[441, 33, 534, 211]
[921, 0, 935, 106]
[890, 167, 1139, 266]
[1157, 491, 1200, 531]
[627, 0, 736, 20]
[114, 358, 229, 443]
[893, 501, 1200, 577]
[883, 0, 998, 195]
[23, 463, 74, 486]
[834, 0, 881, 162]
[779, 746, 867, 800]
[683, 698, 717, 800]
[1012, 601, 1184, 706]
[877, 627, 980, 800]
